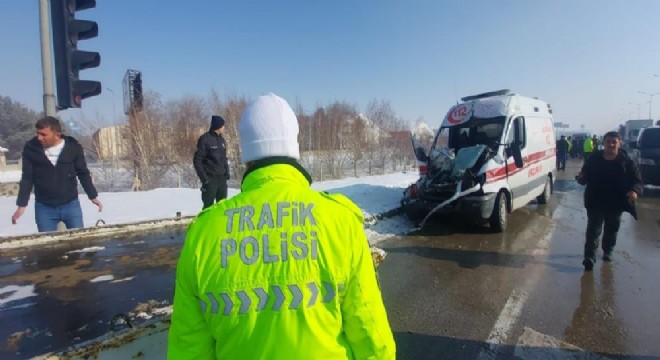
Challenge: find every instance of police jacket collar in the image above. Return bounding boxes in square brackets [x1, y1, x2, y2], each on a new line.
[241, 157, 312, 191]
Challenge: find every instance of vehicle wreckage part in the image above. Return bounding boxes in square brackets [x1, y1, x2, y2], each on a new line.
[418, 180, 481, 229]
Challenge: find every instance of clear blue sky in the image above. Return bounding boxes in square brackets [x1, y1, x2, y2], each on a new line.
[1, 1, 659, 134]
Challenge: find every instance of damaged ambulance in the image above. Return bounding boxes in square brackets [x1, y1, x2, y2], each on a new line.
[402, 89, 556, 232]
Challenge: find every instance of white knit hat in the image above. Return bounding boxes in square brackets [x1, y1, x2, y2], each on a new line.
[239, 93, 300, 163]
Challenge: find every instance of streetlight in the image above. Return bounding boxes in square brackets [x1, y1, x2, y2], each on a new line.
[106, 87, 116, 123]
[106, 87, 118, 168]
[628, 102, 645, 119]
[638, 91, 660, 120]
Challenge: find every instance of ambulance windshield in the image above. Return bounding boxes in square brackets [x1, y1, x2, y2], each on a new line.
[432, 116, 506, 156]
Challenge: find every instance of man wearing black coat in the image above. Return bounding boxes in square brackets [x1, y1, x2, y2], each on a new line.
[11, 116, 103, 232]
[556, 135, 569, 171]
[193, 115, 230, 209]
[576, 131, 643, 271]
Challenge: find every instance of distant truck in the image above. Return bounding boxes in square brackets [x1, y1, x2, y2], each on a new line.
[621, 119, 653, 149]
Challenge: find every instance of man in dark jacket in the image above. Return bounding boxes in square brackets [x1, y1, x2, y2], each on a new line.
[576, 131, 643, 271]
[556, 135, 569, 171]
[193, 115, 230, 209]
[11, 116, 103, 232]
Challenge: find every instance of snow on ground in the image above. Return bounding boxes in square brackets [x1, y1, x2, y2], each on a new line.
[0, 171, 419, 238]
[0, 170, 21, 183]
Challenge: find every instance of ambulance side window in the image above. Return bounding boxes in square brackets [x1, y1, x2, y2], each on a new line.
[512, 116, 526, 149]
[505, 116, 526, 156]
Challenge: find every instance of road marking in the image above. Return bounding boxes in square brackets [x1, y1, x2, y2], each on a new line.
[478, 206, 560, 359]
[479, 288, 529, 359]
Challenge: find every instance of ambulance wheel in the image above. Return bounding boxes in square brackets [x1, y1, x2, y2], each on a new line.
[537, 176, 551, 205]
[489, 191, 507, 233]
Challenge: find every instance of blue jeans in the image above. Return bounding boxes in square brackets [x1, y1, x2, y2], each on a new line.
[35, 199, 84, 232]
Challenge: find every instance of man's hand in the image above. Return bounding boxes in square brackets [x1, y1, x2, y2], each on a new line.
[91, 198, 103, 212]
[627, 191, 638, 204]
[12, 206, 26, 225]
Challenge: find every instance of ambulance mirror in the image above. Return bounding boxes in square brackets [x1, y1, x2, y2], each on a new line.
[511, 143, 523, 168]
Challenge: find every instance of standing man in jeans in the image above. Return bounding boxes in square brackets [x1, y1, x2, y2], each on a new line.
[193, 115, 230, 209]
[11, 116, 103, 232]
[576, 131, 643, 271]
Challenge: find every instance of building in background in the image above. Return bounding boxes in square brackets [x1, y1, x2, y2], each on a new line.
[92, 125, 130, 161]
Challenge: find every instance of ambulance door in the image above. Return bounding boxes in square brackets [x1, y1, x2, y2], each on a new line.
[504, 116, 530, 209]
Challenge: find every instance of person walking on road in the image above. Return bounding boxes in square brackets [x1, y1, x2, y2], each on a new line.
[556, 135, 569, 171]
[11, 116, 103, 232]
[576, 131, 643, 271]
[169, 93, 396, 359]
[193, 115, 230, 209]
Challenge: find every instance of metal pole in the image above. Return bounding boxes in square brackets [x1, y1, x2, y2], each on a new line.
[650, 95, 654, 120]
[639, 91, 660, 120]
[106, 87, 118, 168]
[106, 87, 116, 123]
[39, 0, 57, 116]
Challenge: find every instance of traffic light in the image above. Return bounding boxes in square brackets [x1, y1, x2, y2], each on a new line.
[132, 72, 143, 111]
[51, 0, 101, 109]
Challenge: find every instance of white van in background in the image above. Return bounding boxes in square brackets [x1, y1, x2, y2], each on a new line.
[403, 89, 556, 232]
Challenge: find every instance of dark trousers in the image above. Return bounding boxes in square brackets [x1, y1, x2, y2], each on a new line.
[201, 176, 227, 209]
[584, 207, 622, 261]
[556, 153, 567, 170]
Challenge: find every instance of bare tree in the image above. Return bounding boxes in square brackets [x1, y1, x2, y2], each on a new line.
[366, 99, 398, 174]
[165, 95, 208, 187]
[127, 91, 170, 190]
[343, 114, 367, 177]
[315, 101, 355, 178]
[209, 90, 248, 181]
[389, 117, 412, 171]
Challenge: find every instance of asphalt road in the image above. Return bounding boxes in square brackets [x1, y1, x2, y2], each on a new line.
[378, 159, 660, 359]
[2, 158, 659, 359]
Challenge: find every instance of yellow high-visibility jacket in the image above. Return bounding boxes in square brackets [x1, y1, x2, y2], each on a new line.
[168, 163, 396, 360]
[583, 137, 594, 153]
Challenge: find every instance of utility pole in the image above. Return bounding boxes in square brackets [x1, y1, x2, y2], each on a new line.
[39, 0, 57, 116]
[106, 87, 118, 168]
[628, 102, 644, 119]
[638, 91, 660, 120]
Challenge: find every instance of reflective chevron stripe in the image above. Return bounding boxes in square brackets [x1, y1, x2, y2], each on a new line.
[307, 282, 318, 307]
[199, 281, 344, 316]
[255, 287, 268, 311]
[288, 284, 303, 309]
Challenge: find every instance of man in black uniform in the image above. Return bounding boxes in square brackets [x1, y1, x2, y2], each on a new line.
[193, 115, 230, 209]
[556, 135, 569, 171]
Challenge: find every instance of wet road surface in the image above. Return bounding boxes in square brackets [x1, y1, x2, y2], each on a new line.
[0, 228, 185, 359]
[378, 160, 660, 359]
[2, 159, 660, 359]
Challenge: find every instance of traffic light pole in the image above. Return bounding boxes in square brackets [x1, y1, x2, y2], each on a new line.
[39, 0, 57, 116]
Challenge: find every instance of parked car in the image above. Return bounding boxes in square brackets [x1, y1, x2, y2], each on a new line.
[634, 126, 660, 185]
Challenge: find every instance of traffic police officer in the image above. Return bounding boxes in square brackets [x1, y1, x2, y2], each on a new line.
[169, 93, 395, 359]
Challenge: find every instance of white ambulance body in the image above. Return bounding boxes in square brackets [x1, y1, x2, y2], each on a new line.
[403, 89, 556, 232]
